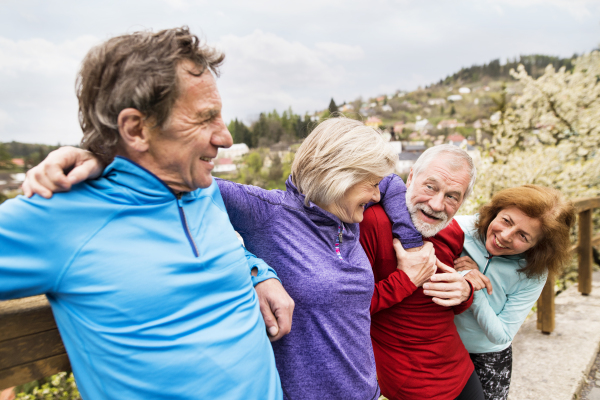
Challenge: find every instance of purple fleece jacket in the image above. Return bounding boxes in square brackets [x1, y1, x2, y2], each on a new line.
[215, 174, 422, 400]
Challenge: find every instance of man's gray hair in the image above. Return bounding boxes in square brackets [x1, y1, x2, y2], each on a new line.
[412, 144, 477, 199]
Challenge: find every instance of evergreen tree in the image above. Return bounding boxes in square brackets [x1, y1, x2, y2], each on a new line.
[328, 98, 338, 115]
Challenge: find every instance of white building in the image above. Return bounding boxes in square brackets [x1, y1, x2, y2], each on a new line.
[458, 87, 471, 94]
[427, 98, 446, 106]
[447, 94, 463, 102]
[217, 143, 249, 160]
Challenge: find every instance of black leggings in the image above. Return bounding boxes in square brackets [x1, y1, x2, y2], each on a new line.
[454, 369, 485, 400]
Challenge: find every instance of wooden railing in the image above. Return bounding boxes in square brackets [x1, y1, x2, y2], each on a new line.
[537, 196, 600, 333]
[1, 196, 599, 390]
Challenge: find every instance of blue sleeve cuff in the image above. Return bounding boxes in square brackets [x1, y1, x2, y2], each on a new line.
[251, 263, 280, 287]
[243, 247, 280, 287]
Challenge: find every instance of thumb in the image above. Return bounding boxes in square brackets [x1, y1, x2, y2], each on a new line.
[392, 238, 406, 258]
[260, 303, 279, 337]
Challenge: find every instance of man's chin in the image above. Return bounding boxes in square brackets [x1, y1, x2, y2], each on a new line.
[414, 217, 448, 238]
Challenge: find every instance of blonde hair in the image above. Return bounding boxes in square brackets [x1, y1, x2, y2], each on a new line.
[291, 117, 397, 206]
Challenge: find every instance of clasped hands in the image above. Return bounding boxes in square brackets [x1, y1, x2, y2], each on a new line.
[393, 239, 472, 306]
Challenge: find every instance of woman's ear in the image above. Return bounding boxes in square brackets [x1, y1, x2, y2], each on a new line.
[117, 108, 150, 153]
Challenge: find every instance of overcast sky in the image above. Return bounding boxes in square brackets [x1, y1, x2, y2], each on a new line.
[0, 0, 598, 145]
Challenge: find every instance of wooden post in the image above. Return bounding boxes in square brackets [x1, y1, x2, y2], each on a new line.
[539, 273, 555, 334]
[536, 298, 542, 330]
[579, 210, 593, 295]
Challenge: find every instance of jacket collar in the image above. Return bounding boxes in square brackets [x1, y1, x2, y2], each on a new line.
[285, 176, 358, 237]
[101, 156, 202, 203]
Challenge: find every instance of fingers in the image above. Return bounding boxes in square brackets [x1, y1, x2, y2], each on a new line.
[258, 299, 280, 341]
[67, 161, 103, 185]
[270, 301, 294, 342]
[432, 297, 462, 307]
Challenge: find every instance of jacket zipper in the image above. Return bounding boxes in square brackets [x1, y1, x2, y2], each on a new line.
[176, 194, 199, 257]
[483, 253, 493, 275]
[334, 225, 344, 260]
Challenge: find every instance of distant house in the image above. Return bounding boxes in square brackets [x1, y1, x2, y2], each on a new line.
[213, 158, 237, 173]
[11, 158, 24, 167]
[447, 94, 463, 102]
[376, 96, 386, 103]
[414, 119, 433, 132]
[458, 87, 471, 94]
[427, 98, 446, 106]
[217, 143, 249, 160]
[403, 141, 427, 152]
[447, 134, 466, 145]
[393, 122, 405, 135]
[365, 116, 382, 128]
[339, 104, 354, 112]
[396, 151, 423, 175]
[381, 104, 393, 112]
[437, 119, 459, 130]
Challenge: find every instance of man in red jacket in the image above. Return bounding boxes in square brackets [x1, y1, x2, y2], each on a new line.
[360, 144, 484, 400]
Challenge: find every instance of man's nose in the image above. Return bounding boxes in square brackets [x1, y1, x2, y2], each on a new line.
[428, 193, 444, 212]
[212, 118, 233, 149]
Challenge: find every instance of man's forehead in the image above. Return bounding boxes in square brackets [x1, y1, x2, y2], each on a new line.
[419, 161, 470, 192]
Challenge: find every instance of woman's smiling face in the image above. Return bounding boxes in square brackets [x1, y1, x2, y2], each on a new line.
[485, 207, 542, 256]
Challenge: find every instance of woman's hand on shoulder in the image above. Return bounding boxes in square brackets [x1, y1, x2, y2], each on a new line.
[22, 147, 103, 198]
[454, 255, 478, 272]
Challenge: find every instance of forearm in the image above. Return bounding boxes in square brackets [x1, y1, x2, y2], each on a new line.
[376, 174, 423, 249]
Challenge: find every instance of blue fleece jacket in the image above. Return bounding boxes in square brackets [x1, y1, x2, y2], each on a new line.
[454, 215, 546, 354]
[0, 156, 281, 400]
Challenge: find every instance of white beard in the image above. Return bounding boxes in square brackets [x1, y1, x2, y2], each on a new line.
[405, 186, 452, 238]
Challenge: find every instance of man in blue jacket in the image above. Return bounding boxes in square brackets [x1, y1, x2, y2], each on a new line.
[0, 27, 291, 400]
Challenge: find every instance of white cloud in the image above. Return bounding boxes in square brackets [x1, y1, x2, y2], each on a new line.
[0, 35, 100, 144]
[0, 35, 99, 76]
[488, 0, 596, 19]
[315, 42, 364, 61]
[217, 30, 358, 120]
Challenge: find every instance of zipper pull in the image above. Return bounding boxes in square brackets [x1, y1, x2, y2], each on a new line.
[338, 231, 343, 244]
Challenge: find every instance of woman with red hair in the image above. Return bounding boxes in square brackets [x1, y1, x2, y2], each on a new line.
[453, 185, 575, 400]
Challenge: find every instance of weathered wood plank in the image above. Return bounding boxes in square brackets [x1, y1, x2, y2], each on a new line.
[0, 354, 71, 390]
[0, 329, 66, 370]
[573, 197, 600, 213]
[540, 272, 555, 333]
[0, 296, 57, 341]
[579, 209, 593, 295]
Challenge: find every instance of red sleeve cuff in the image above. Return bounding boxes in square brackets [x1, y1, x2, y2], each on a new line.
[453, 280, 474, 315]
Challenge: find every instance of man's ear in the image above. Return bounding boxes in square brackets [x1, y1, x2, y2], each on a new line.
[406, 168, 414, 187]
[117, 108, 150, 153]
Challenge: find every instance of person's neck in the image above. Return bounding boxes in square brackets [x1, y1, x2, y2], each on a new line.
[115, 149, 191, 194]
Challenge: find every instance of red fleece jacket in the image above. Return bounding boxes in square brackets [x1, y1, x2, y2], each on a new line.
[360, 205, 474, 400]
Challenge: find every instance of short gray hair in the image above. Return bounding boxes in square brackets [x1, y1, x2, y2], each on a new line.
[77, 26, 225, 164]
[412, 144, 477, 199]
[292, 117, 397, 206]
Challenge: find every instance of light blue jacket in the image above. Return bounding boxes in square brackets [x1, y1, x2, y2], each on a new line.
[0, 156, 282, 400]
[454, 215, 546, 354]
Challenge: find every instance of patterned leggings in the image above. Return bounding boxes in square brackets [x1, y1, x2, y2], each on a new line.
[469, 345, 512, 400]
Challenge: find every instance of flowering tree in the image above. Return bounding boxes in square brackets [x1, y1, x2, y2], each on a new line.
[461, 51, 600, 215]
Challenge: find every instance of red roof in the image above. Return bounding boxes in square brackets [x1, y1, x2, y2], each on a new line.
[447, 134, 465, 142]
[11, 158, 24, 166]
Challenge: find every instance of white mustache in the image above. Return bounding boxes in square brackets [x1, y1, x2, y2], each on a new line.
[415, 204, 448, 222]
